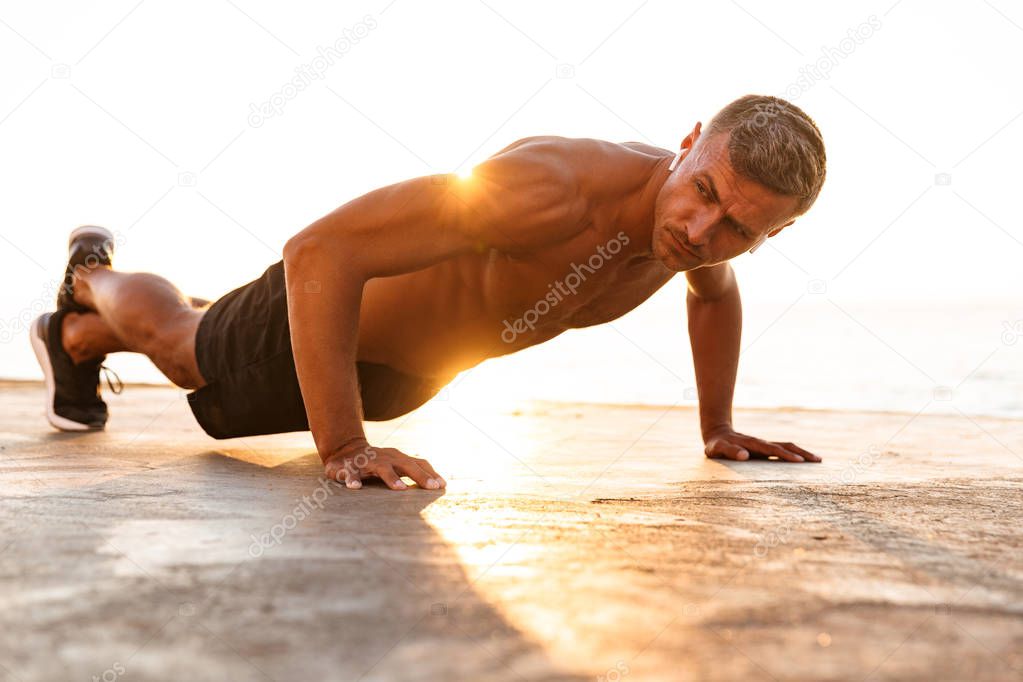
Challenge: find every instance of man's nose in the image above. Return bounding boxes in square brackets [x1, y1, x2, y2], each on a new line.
[686, 214, 716, 246]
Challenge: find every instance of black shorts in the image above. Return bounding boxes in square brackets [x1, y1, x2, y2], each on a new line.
[187, 261, 445, 439]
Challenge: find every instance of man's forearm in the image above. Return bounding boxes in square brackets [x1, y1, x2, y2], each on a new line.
[686, 282, 742, 440]
[283, 239, 368, 462]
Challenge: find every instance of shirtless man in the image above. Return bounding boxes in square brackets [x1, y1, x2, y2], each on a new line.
[31, 94, 827, 491]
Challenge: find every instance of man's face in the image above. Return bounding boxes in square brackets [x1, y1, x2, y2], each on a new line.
[652, 126, 800, 271]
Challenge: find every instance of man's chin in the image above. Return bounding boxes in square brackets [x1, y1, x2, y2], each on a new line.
[653, 232, 696, 271]
[654, 248, 690, 272]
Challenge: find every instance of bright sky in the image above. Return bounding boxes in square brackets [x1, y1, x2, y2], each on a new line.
[1, 0, 1021, 412]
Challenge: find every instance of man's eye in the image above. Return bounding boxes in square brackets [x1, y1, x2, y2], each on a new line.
[695, 181, 707, 198]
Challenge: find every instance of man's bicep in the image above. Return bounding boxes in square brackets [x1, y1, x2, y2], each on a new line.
[288, 175, 475, 279]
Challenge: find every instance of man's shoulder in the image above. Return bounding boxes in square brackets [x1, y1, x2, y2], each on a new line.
[491, 136, 670, 192]
[486, 135, 602, 178]
[494, 135, 669, 163]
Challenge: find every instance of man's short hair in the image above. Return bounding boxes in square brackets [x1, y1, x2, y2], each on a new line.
[703, 94, 826, 217]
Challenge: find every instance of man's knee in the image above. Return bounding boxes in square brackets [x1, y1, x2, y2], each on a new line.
[61, 313, 94, 361]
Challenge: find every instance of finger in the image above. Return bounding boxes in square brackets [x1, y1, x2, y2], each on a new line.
[760, 441, 804, 462]
[782, 442, 822, 462]
[731, 435, 803, 462]
[325, 453, 366, 484]
[705, 442, 750, 461]
[343, 464, 363, 490]
[374, 465, 408, 490]
[414, 458, 447, 488]
[324, 459, 354, 487]
[397, 460, 440, 490]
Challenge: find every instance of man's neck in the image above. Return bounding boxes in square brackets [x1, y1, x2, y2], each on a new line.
[622, 153, 675, 261]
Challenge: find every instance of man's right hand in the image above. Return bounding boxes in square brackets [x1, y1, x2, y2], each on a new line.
[323, 439, 446, 491]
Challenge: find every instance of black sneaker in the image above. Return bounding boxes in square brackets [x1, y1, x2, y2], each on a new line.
[30, 310, 121, 431]
[57, 225, 115, 313]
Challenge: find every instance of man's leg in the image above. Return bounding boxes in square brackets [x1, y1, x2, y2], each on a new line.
[61, 312, 127, 361]
[33, 225, 218, 431]
[68, 268, 207, 390]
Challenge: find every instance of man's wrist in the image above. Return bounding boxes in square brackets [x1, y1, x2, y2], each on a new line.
[701, 422, 734, 442]
[322, 435, 372, 464]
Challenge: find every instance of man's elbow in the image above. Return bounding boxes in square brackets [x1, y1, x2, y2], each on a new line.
[282, 233, 302, 264]
[283, 230, 371, 290]
[283, 228, 347, 270]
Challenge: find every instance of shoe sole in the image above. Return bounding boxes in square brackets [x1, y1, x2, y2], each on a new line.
[68, 224, 115, 251]
[30, 314, 100, 432]
[59, 225, 115, 313]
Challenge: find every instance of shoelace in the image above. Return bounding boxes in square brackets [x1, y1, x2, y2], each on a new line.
[99, 364, 124, 395]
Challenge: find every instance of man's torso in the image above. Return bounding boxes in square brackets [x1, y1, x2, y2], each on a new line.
[355, 137, 679, 380]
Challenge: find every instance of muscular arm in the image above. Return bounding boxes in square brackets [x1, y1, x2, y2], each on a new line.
[685, 263, 741, 440]
[282, 141, 587, 484]
[685, 263, 821, 463]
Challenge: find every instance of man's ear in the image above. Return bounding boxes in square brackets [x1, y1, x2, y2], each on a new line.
[679, 121, 702, 154]
[669, 121, 703, 171]
[767, 219, 795, 239]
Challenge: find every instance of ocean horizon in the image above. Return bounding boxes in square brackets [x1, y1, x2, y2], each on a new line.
[4, 294, 1020, 421]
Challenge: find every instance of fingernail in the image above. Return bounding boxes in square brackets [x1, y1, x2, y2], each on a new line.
[394, 481, 407, 489]
[426, 478, 438, 489]
[347, 480, 361, 489]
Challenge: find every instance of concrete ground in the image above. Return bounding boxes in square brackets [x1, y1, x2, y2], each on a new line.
[1, 380, 1021, 681]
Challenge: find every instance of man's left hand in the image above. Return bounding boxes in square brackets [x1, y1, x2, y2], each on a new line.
[703, 426, 821, 463]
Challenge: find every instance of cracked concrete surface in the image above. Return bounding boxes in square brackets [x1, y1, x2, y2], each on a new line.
[1, 381, 1022, 681]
